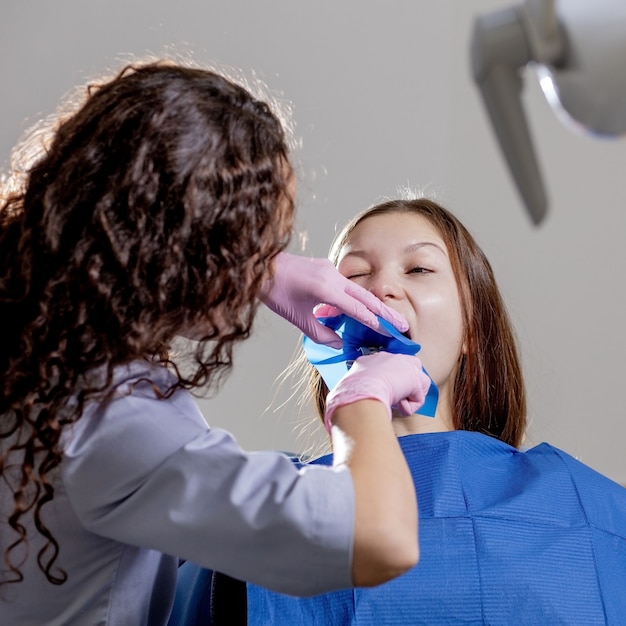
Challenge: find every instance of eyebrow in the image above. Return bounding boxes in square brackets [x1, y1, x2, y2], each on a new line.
[342, 241, 448, 259]
[403, 242, 447, 256]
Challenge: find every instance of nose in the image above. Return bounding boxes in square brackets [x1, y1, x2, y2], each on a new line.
[365, 269, 404, 302]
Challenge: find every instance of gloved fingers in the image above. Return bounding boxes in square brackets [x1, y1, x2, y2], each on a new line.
[397, 369, 433, 415]
[396, 398, 421, 416]
[343, 282, 409, 333]
[314, 292, 382, 335]
[323, 291, 393, 337]
[313, 303, 342, 319]
[313, 298, 389, 336]
[260, 253, 408, 349]
[324, 352, 433, 431]
[358, 353, 430, 412]
[300, 318, 343, 349]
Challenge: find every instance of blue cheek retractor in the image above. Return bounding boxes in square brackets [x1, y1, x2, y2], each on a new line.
[302, 314, 438, 417]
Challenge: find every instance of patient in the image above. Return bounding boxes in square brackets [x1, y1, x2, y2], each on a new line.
[245, 197, 626, 625]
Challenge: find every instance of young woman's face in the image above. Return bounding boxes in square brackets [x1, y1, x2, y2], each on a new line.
[336, 212, 465, 402]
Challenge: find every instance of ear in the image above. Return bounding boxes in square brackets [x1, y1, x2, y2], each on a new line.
[459, 318, 469, 356]
[456, 283, 470, 357]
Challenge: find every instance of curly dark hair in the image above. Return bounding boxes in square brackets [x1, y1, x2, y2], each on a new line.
[0, 60, 295, 586]
[305, 198, 526, 449]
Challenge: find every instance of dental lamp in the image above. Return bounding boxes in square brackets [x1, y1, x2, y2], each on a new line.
[471, 0, 626, 224]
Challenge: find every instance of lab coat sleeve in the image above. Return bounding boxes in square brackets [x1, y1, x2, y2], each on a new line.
[61, 367, 354, 597]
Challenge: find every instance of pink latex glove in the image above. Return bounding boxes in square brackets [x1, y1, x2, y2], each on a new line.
[324, 352, 432, 433]
[259, 253, 408, 348]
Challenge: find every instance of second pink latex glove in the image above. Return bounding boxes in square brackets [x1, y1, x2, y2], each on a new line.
[324, 352, 432, 433]
[259, 253, 408, 348]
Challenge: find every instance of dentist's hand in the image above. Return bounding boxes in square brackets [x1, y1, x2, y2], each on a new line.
[259, 253, 408, 348]
[324, 352, 432, 433]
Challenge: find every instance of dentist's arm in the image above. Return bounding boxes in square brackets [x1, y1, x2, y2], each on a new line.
[325, 352, 431, 586]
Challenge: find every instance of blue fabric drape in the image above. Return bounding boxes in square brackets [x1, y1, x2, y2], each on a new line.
[248, 431, 626, 625]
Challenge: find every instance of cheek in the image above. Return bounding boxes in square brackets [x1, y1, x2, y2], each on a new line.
[413, 292, 465, 385]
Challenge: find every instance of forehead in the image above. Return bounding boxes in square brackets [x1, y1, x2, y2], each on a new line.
[344, 211, 447, 249]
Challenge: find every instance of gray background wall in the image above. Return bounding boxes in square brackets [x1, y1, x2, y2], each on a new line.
[3, 1, 625, 483]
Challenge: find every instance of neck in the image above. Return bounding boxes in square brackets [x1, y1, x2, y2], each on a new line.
[391, 390, 455, 437]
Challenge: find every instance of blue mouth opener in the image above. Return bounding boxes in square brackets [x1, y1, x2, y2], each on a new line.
[302, 314, 438, 417]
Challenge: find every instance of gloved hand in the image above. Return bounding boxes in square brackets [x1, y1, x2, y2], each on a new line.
[259, 253, 408, 348]
[324, 352, 432, 433]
